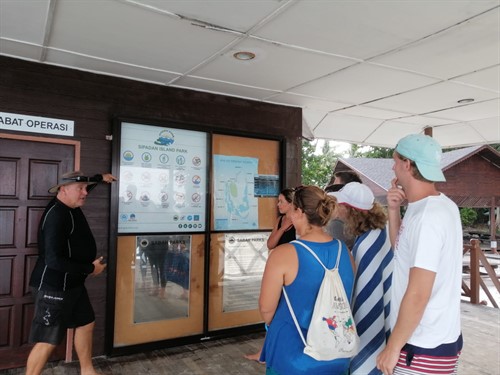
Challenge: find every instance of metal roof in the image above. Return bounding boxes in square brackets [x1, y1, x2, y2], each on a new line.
[334, 145, 500, 207]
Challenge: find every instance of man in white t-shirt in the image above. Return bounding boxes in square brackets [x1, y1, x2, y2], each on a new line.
[376, 134, 463, 375]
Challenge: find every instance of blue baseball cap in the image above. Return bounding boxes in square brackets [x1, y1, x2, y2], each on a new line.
[395, 134, 446, 182]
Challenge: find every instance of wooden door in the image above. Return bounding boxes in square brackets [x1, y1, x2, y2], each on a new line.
[0, 137, 75, 370]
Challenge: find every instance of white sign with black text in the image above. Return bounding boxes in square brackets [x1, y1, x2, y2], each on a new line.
[0, 111, 74, 137]
[222, 232, 271, 312]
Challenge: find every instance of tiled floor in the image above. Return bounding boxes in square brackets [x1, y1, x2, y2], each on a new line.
[2, 302, 499, 374]
[1, 333, 265, 375]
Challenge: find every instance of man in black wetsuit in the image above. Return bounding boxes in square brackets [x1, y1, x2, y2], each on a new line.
[27, 171, 116, 375]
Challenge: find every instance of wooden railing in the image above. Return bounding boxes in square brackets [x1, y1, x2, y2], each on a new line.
[462, 239, 500, 308]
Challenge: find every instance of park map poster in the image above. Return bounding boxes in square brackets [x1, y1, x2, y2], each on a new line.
[118, 122, 207, 233]
[213, 155, 259, 230]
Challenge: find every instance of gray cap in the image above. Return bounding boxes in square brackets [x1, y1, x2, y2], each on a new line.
[48, 171, 97, 193]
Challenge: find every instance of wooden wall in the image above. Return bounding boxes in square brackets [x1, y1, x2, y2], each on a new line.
[0, 55, 302, 356]
[437, 153, 500, 207]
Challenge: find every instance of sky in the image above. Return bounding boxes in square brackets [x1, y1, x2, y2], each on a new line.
[314, 139, 352, 157]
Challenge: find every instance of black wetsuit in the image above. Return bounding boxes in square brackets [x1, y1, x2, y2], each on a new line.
[29, 176, 103, 343]
[29, 176, 102, 291]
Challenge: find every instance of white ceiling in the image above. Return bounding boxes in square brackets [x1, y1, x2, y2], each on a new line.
[1, 0, 499, 148]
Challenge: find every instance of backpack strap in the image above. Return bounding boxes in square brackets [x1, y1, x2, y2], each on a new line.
[282, 239, 342, 347]
[283, 287, 307, 346]
[291, 239, 342, 270]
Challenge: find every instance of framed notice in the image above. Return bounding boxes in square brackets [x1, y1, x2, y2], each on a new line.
[134, 235, 191, 323]
[117, 122, 208, 233]
[114, 235, 204, 347]
[222, 232, 269, 312]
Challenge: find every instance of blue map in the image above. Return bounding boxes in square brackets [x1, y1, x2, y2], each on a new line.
[213, 155, 258, 230]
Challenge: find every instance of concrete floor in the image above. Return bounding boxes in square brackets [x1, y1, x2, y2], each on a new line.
[2, 302, 498, 375]
[459, 302, 500, 375]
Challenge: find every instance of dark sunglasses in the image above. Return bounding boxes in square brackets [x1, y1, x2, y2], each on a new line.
[63, 176, 91, 183]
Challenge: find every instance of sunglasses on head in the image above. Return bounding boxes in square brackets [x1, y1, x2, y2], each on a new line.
[63, 176, 91, 183]
[292, 185, 306, 209]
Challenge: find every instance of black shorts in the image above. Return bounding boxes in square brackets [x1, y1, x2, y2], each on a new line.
[29, 286, 95, 345]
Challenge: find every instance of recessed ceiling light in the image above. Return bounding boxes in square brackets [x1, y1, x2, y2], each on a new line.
[233, 51, 256, 61]
[457, 98, 474, 104]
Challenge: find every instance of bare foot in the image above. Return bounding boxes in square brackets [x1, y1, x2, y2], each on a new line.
[158, 288, 166, 299]
[244, 352, 265, 364]
[81, 369, 103, 375]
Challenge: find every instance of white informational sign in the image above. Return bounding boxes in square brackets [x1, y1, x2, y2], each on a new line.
[223, 232, 270, 312]
[213, 155, 259, 230]
[118, 122, 207, 233]
[0, 111, 74, 136]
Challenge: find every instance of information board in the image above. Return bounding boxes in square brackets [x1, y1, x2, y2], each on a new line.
[118, 122, 207, 233]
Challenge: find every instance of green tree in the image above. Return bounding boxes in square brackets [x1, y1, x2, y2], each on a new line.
[349, 144, 394, 158]
[301, 141, 393, 187]
[460, 207, 478, 227]
[301, 140, 340, 187]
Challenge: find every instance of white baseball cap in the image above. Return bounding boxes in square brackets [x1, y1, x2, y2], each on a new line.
[331, 182, 374, 211]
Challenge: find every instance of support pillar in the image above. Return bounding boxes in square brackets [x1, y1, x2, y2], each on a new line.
[491, 197, 498, 253]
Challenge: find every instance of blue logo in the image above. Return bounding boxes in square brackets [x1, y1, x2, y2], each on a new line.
[154, 130, 175, 146]
[123, 151, 134, 161]
[192, 175, 201, 185]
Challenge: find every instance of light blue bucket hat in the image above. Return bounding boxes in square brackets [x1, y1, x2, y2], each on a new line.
[395, 134, 446, 182]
